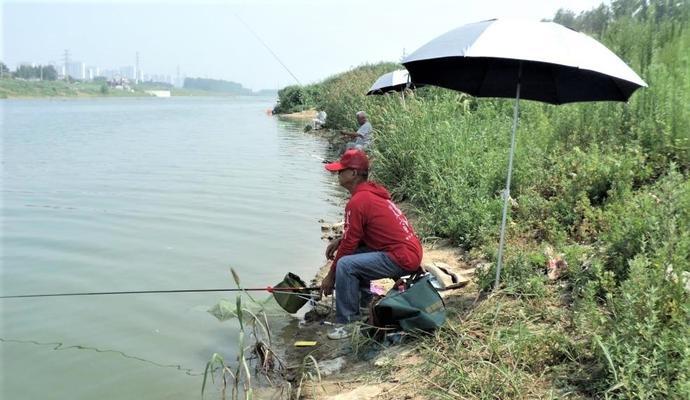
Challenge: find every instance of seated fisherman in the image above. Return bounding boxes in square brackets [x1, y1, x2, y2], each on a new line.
[312, 110, 327, 130]
[340, 111, 373, 151]
[321, 149, 423, 339]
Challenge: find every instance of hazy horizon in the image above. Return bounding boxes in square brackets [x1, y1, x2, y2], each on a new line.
[3, 0, 607, 90]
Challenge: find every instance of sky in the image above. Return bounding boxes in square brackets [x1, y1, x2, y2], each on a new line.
[2, 0, 608, 90]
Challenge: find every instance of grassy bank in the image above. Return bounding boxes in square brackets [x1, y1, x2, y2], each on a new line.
[0, 78, 143, 98]
[278, 2, 689, 399]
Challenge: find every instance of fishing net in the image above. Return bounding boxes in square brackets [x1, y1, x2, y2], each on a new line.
[272, 272, 312, 313]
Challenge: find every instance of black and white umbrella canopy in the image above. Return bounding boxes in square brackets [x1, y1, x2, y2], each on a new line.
[403, 19, 646, 104]
[366, 69, 421, 95]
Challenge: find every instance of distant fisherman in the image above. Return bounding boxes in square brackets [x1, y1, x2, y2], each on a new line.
[312, 110, 327, 130]
[340, 111, 373, 151]
[321, 149, 423, 339]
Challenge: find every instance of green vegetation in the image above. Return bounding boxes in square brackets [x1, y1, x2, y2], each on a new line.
[204, 268, 276, 400]
[203, 268, 320, 399]
[279, 1, 690, 398]
[0, 78, 261, 99]
[273, 84, 320, 114]
[0, 65, 268, 98]
[0, 62, 58, 81]
[0, 78, 143, 98]
[272, 63, 398, 115]
[183, 77, 252, 95]
[14, 64, 58, 81]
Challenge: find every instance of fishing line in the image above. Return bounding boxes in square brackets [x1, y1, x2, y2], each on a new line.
[233, 12, 302, 85]
[0, 337, 202, 376]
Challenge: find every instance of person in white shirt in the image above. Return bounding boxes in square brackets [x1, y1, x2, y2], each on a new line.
[312, 110, 327, 130]
[341, 111, 372, 150]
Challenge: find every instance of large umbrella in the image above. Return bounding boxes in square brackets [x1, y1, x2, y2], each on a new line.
[402, 18, 646, 289]
[366, 69, 424, 108]
[366, 69, 415, 95]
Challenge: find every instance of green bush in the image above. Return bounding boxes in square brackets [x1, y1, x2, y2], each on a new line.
[476, 248, 548, 296]
[273, 85, 315, 114]
[593, 252, 689, 399]
[315, 62, 400, 128]
[598, 169, 689, 285]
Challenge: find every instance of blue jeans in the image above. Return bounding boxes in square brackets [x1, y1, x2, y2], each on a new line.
[334, 249, 408, 323]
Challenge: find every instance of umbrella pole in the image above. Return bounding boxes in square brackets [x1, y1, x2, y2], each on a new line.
[402, 79, 409, 109]
[494, 63, 522, 290]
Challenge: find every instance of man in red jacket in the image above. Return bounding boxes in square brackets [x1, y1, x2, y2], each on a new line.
[321, 149, 423, 339]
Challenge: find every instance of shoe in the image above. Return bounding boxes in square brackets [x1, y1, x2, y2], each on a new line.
[327, 325, 353, 340]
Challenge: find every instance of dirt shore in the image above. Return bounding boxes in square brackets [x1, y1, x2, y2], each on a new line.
[277, 228, 478, 399]
[266, 112, 480, 398]
[276, 109, 318, 121]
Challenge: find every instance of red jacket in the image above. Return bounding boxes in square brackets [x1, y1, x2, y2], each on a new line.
[332, 182, 423, 272]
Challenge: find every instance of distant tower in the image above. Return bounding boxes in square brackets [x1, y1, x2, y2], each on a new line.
[62, 49, 71, 80]
[176, 65, 181, 88]
[135, 51, 140, 84]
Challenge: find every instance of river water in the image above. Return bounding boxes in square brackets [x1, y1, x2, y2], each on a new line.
[0, 97, 342, 399]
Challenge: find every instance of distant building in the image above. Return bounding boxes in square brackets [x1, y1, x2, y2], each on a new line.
[175, 74, 185, 88]
[86, 66, 100, 80]
[119, 66, 136, 80]
[66, 61, 86, 80]
[101, 69, 118, 80]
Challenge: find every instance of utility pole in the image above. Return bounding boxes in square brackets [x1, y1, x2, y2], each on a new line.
[62, 49, 71, 81]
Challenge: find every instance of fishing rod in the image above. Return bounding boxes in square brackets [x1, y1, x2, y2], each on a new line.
[233, 12, 302, 85]
[0, 286, 321, 299]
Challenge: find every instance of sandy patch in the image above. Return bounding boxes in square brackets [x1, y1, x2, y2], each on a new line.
[277, 109, 318, 121]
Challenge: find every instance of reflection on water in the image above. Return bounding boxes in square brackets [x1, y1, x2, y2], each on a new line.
[1, 97, 342, 399]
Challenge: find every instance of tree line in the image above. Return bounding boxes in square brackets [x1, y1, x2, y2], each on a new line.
[0, 62, 59, 81]
[183, 77, 252, 95]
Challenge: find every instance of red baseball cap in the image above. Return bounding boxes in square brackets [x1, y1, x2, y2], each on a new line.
[324, 149, 370, 172]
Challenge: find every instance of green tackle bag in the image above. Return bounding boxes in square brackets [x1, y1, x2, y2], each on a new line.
[373, 273, 446, 332]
